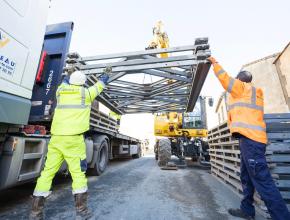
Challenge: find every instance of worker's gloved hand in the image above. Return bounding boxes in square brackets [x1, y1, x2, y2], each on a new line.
[99, 66, 112, 85]
[103, 66, 112, 74]
[207, 56, 218, 65]
[99, 73, 109, 85]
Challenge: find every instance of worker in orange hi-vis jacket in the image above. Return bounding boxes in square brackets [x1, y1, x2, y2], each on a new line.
[207, 56, 290, 220]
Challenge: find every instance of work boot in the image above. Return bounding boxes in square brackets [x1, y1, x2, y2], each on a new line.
[29, 196, 45, 220]
[74, 192, 94, 220]
[228, 208, 255, 220]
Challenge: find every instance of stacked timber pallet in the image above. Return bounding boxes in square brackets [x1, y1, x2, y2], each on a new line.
[208, 122, 241, 192]
[264, 114, 290, 211]
[208, 113, 290, 217]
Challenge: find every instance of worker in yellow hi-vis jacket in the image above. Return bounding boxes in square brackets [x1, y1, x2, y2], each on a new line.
[29, 69, 110, 220]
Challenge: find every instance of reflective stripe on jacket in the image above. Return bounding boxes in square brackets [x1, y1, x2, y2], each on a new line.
[213, 63, 267, 144]
[51, 81, 105, 135]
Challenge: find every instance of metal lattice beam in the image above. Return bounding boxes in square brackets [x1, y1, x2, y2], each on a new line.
[66, 38, 211, 114]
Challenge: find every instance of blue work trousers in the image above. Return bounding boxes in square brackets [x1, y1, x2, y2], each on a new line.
[239, 136, 290, 220]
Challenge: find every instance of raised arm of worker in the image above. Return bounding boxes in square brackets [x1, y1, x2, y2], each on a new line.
[207, 57, 245, 98]
[86, 69, 110, 102]
[87, 74, 108, 101]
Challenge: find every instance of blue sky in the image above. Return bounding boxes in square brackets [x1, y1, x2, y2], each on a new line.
[47, 0, 290, 140]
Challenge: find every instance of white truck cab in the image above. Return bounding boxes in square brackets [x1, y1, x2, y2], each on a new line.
[0, 0, 50, 124]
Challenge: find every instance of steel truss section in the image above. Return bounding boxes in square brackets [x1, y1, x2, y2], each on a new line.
[66, 38, 211, 114]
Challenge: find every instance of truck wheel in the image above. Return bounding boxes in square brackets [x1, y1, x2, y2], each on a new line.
[155, 152, 158, 161]
[91, 140, 109, 176]
[132, 150, 142, 159]
[158, 138, 171, 167]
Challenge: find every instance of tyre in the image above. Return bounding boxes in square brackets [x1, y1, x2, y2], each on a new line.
[132, 147, 142, 159]
[201, 140, 210, 162]
[155, 152, 158, 161]
[154, 143, 158, 160]
[191, 156, 198, 162]
[90, 139, 109, 176]
[158, 138, 171, 167]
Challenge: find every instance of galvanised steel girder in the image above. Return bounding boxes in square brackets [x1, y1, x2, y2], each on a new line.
[74, 44, 209, 61]
[150, 97, 187, 104]
[104, 90, 145, 98]
[150, 82, 189, 97]
[66, 38, 211, 114]
[78, 54, 196, 70]
[112, 80, 145, 88]
[142, 69, 191, 83]
[106, 85, 148, 94]
[186, 59, 211, 112]
[80, 60, 197, 75]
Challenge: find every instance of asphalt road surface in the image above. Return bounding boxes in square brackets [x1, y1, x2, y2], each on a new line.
[0, 156, 266, 220]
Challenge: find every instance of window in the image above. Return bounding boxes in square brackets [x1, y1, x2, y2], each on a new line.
[182, 99, 203, 129]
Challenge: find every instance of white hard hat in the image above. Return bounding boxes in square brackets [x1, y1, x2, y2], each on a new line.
[69, 71, 87, 85]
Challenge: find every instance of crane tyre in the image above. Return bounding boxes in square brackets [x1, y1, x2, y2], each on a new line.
[158, 138, 171, 167]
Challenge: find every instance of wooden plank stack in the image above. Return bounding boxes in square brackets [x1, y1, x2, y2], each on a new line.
[265, 113, 290, 211]
[208, 113, 290, 217]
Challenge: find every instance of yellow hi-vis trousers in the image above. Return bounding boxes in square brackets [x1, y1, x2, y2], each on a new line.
[33, 135, 87, 197]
